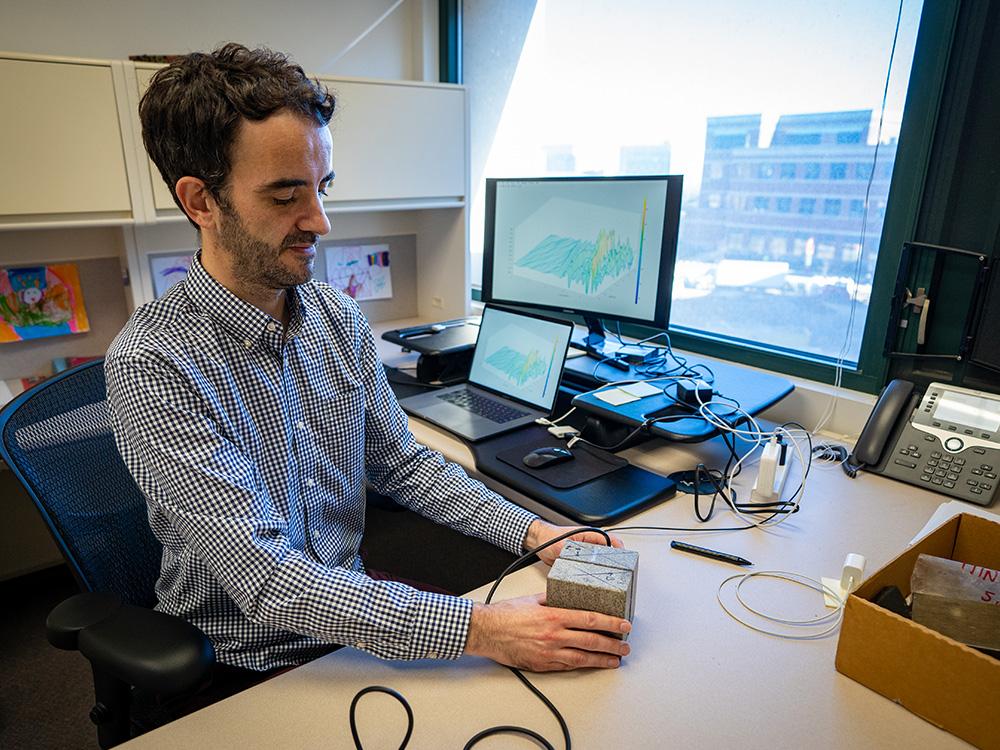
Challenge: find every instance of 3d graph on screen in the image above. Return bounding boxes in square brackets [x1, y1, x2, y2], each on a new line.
[515, 228, 635, 294]
[511, 198, 643, 297]
[485, 345, 549, 387]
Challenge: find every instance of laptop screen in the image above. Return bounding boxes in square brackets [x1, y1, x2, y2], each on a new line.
[469, 306, 573, 411]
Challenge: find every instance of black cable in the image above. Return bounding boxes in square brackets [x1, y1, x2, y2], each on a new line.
[351, 526, 611, 750]
[470, 526, 612, 750]
[350, 686, 414, 750]
[608, 523, 756, 533]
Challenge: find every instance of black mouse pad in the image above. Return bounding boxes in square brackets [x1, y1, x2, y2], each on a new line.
[471, 425, 676, 525]
[495, 437, 627, 489]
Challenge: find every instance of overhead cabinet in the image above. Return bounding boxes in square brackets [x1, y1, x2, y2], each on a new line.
[0, 56, 133, 224]
[319, 78, 466, 203]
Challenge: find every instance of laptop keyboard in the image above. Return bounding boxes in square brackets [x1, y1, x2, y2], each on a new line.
[437, 389, 529, 423]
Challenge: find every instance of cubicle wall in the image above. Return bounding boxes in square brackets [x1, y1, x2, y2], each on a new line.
[0, 50, 471, 577]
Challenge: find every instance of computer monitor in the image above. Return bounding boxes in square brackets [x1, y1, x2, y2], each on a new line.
[481, 175, 683, 352]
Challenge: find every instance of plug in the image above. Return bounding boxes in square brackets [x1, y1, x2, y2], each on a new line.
[616, 344, 655, 365]
[751, 437, 790, 502]
[677, 380, 713, 407]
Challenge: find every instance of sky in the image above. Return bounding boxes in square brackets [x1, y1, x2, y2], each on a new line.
[482, 0, 923, 196]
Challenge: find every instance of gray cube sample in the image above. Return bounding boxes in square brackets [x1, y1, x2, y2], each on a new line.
[546, 541, 639, 639]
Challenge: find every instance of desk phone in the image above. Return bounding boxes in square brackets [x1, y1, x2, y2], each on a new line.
[851, 380, 1000, 506]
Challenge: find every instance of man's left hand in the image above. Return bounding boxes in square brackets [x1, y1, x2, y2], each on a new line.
[523, 519, 624, 566]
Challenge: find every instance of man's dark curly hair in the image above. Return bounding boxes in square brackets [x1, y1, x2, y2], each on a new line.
[139, 43, 336, 226]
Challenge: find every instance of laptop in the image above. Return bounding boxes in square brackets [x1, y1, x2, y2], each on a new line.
[398, 305, 574, 442]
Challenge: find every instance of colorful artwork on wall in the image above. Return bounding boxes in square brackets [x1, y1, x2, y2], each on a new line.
[0, 264, 90, 344]
[149, 253, 194, 298]
[325, 244, 393, 301]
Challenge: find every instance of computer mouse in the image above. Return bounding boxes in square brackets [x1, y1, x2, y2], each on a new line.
[522, 446, 574, 469]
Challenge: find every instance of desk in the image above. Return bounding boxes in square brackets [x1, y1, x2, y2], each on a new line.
[121, 325, 972, 749]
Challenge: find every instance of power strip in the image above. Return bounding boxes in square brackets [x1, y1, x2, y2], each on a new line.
[751, 439, 790, 503]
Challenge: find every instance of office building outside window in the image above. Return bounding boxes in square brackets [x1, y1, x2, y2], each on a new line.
[465, 0, 923, 366]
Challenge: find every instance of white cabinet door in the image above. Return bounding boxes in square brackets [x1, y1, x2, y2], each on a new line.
[135, 72, 466, 211]
[320, 79, 466, 203]
[134, 65, 178, 213]
[0, 57, 131, 219]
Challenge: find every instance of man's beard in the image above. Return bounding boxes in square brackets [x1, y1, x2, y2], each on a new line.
[217, 204, 317, 290]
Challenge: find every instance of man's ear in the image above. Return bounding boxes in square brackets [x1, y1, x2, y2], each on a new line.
[174, 177, 219, 229]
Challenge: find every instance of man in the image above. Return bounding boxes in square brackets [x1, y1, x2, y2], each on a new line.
[105, 44, 631, 685]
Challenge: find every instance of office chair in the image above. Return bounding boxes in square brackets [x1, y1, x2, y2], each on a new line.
[0, 359, 214, 748]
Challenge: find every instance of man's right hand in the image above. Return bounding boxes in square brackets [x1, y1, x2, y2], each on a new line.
[464, 593, 631, 672]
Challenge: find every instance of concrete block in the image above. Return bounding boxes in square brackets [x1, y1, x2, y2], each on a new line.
[546, 541, 638, 638]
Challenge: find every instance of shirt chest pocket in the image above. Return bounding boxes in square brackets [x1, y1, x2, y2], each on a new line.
[308, 381, 367, 480]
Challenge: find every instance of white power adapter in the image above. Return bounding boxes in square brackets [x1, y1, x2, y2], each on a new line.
[548, 425, 580, 439]
[751, 438, 790, 503]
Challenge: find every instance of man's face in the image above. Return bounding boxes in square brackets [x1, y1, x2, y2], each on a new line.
[213, 109, 333, 290]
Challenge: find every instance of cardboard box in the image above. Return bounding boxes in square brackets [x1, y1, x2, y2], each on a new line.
[835, 513, 1000, 750]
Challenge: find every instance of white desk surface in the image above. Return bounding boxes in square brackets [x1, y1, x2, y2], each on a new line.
[123, 320, 974, 749]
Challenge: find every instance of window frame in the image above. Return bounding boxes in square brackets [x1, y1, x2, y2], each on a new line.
[453, 0, 960, 393]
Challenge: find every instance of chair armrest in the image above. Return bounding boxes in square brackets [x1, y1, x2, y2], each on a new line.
[78, 604, 216, 695]
[46, 592, 123, 650]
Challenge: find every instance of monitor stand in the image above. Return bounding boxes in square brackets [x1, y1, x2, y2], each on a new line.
[571, 316, 612, 357]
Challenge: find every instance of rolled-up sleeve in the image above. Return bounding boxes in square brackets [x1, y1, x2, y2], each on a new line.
[354, 312, 538, 555]
[106, 351, 475, 661]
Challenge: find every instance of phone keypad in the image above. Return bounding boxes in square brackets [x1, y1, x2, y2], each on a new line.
[919, 451, 966, 486]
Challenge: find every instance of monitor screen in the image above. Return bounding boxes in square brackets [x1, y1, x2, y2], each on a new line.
[482, 175, 683, 340]
[469, 305, 573, 410]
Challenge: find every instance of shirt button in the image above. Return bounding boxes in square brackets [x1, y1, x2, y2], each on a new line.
[243, 339, 252, 349]
[426, 651, 438, 659]
[266, 322, 277, 332]
[312, 530, 320, 539]
[355, 641, 367, 650]
[306, 478, 316, 487]
[296, 421, 306, 430]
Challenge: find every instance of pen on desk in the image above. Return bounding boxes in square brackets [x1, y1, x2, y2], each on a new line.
[670, 540, 753, 567]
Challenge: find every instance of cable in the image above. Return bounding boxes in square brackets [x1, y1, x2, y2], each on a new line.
[813, 0, 904, 435]
[351, 526, 612, 750]
[717, 570, 845, 640]
[350, 686, 414, 750]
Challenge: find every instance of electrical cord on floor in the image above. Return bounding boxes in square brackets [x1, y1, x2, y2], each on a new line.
[349, 526, 612, 750]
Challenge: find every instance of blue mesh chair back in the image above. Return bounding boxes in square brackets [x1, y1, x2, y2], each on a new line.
[0, 359, 162, 607]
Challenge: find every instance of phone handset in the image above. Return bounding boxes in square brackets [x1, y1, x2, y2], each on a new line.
[846, 379, 916, 477]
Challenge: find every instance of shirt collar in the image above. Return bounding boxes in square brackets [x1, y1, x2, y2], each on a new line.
[185, 252, 307, 351]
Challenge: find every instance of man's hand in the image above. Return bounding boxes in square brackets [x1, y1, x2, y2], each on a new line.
[523, 519, 624, 566]
[465, 593, 631, 672]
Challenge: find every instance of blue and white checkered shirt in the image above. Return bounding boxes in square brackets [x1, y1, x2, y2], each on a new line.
[105, 255, 537, 671]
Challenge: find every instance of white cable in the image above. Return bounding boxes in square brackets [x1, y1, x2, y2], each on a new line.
[319, 0, 407, 70]
[717, 570, 845, 639]
[813, 0, 904, 436]
[535, 406, 577, 427]
[694, 403, 812, 530]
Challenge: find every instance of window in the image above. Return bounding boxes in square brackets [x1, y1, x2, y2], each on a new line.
[465, 0, 928, 371]
[856, 162, 874, 180]
[849, 199, 865, 216]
